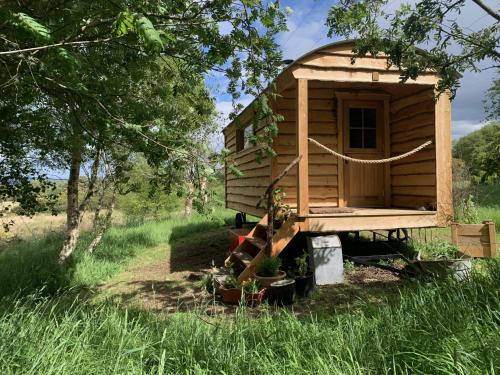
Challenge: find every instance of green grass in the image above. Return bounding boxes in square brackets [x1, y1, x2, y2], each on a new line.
[0, 259, 498, 374]
[475, 183, 500, 232]
[0, 209, 233, 298]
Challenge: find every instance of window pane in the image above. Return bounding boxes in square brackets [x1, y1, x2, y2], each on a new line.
[349, 108, 362, 128]
[364, 129, 377, 148]
[364, 108, 376, 128]
[350, 129, 363, 148]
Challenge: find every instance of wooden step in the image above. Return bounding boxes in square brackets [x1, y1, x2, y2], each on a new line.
[245, 237, 267, 250]
[232, 251, 254, 267]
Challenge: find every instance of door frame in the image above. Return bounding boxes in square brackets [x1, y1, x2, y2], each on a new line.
[335, 92, 391, 208]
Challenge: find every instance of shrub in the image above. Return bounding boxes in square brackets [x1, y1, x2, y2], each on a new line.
[256, 256, 281, 277]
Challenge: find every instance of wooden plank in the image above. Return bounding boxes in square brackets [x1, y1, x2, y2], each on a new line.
[292, 66, 439, 85]
[226, 194, 260, 207]
[392, 195, 435, 209]
[336, 96, 345, 207]
[391, 111, 434, 128]
[276, 134, 335, 146]
[279, 175, 338, 187]
[279, 154, 338, 165]
[391, 174, 436, 186]
[391, 88, 434, 113]
[434, 92, 453, 226]
[391, 101, 434, 122]
[391, 140, 436, 154]
[226, 201, 266, 217]
[227, 167, 270, 180]
[308, 213, 437, 231]
[391, 124, 434, 144]
[296, 78, 309, 220]
[227, 186, 267, 197]
[392, 186, 436, 197]
[390, 149, 435, 165]
[391, 161, 435, 175]
[226, 177, 270, 187]
[384, 98, 391, 207]
[278, 122, 336, 135]
[487, 221, 497, 257]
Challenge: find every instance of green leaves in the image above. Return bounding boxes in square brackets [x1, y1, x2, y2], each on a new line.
[134, 15, 164, 53]
[11, 12, 51, 43]
[114, 11, 166, 54]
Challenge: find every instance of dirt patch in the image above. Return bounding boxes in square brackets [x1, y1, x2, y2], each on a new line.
[100, 227, 408, 316]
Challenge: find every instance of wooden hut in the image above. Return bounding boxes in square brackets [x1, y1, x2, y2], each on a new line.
[223, 40, 453, 280]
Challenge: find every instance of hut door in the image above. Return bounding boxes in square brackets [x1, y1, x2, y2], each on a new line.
[343, 100, 385, 207]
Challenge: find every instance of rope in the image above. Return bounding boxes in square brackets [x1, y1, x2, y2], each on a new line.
[307, 137, 433, 164]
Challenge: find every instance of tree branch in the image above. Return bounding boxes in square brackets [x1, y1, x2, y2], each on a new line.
[471, 0, 500, 22]
[0, 36, 123, 56]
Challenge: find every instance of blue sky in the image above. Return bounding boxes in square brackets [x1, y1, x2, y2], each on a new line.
[209, 0, 498, 148]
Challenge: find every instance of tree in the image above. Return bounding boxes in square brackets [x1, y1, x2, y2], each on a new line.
[326, 0, 499, 99]
[0, 1, 287, 263]
[453, 122, 500, 183]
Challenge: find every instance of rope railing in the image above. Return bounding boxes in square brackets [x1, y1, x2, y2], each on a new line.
[308, 137, 433, 164]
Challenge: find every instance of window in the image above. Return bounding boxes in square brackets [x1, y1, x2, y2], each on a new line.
[349, 108, 377, 149]
[236, 123, 254, 152]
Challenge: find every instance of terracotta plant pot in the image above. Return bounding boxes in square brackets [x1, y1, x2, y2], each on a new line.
[219, 287, 243, 304]
[219, 287, 267, 305]
[244, 288, 267, 306]
[295, 272, 315, 297]
[254, 270, 286, 288]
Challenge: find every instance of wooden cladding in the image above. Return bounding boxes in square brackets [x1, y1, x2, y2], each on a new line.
[451, 221, 497, 258]
[390, 88, 437, 210]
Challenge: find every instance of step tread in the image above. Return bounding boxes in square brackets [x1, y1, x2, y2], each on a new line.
[246, 237, 267, 249]
[232, 251, 254, 266]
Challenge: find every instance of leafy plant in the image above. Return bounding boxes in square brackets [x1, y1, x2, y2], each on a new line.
[256, 256, 282, 277]
[455, 195, 480, 224]
[295, 251, 309, 277]
[241, 279, 260, 294]
[272, 188, 290, 224]
[414, 240, 461, 260]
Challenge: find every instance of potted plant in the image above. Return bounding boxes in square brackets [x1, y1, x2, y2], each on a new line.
[254, 255, 286, 288]
[218, 266, 267, 305]
[413, 240, 471, 280]
[272, 188, 290, 229]
[294, 251, 315, 297]
[241, 279, 266, 306]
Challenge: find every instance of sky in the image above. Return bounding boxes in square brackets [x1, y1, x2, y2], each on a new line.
[208, 0, 498, 146]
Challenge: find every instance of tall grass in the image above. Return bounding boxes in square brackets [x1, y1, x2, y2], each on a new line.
[0, 209, 234, 298]
[0, 259, 498, 374]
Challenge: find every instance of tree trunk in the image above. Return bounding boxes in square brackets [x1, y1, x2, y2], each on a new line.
[200, 176, 208, 207]
[184, 181, 194, 217]
[58, 148, 100, 264]
[88, 187, 116, 254]
[59, 144, 83, 263]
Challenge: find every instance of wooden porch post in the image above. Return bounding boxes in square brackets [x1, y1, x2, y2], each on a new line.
[296, 79, 309, 218]
[435, 91, 452, 226]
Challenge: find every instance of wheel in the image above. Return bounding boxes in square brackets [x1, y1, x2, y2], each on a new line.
[235, 212, 244, 229]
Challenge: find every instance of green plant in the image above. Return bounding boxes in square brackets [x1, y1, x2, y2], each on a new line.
[414, 240, 461, 260]
[295, 251, 309, 277]
[241, 279, 260, 294]
[344, 259, 356, 272]
[272, 188, 290, 224]
[455, 194, 480, 224]
[256, 256, 282, 277]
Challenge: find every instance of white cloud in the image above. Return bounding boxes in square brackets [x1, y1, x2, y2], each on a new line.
[452, 120, 489, 140]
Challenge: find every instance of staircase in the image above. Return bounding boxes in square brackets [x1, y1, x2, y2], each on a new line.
[225, 214, 301, 282]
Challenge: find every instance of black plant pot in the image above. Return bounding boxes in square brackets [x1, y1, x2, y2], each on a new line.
[268, 279, 295, 306]
[295, 272, 315, 298]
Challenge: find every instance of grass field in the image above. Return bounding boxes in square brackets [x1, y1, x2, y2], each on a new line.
[0, 187, 499, 374]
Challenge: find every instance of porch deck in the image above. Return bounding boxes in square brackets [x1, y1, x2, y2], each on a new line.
[300, 208, 437, 232]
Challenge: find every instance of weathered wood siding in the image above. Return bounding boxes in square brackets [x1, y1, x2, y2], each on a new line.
[274, 81, 339, 208]
[224, 124, 271, 217]
[390, 88, 437, 209]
